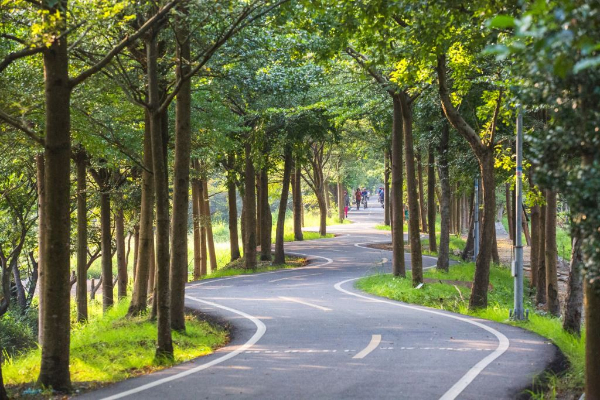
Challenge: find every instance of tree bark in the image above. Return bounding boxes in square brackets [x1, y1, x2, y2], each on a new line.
[244, 142, 257, 269]
[192, 172, 202, 279]
[585, 277, 600, 399]
[399, 93, 423, 286]
[274, 148, 293, 264]
[427, 146, 437, 252]
[391, 95, 405, 277]
[227, 155, 241, 261]
[260, 167, 272, 261]
[97, 172, 113, 312]
[146, 33, 173, 360]
[128, 111, 154, 316]
[417, 152, 427, 233]
[469, 149, 496, 309]
[563, 234, 583, 335]
[116, 203, 127, 300]
[169, 19, 191, 332]
[506, 183, 514, 242]
[36, 153, 45, 344]
[530, 203, 540, 289]
[437, 118, 451, 272]
[461, 192, 475, 261]
[337, 180, 344, 222]
[75, 152, 88, 322]
[536, 203, 547, 305]
[38, 15, 72, 389]
[545, 190, 560, 316]
[384, 149, 391, 226]
[203, 179, 217, 273]
[256, 173, 262, 249]
[292, 161, 303, 241]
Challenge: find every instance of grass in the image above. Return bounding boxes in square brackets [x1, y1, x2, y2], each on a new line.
[2, 299, 228, 392]
[356, 263, 585, 397]
[192, 255, 307, 280]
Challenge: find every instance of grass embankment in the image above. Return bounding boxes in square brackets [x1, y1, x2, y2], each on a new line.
[193, 255, 307, 280]
[2, 300, 228, 392]
[356, 264, 585, 397]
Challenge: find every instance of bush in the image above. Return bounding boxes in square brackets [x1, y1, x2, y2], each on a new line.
[0, 306, 38, 357]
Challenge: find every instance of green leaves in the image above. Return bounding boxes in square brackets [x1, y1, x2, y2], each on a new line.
[487, 15, 515, 29]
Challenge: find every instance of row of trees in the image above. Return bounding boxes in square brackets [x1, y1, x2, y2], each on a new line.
[0, 0, 598, 397]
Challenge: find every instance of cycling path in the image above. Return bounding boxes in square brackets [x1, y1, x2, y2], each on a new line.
[81, 201, 559, 400]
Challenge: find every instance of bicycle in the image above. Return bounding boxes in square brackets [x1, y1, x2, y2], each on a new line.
[362, 196, 368, 209]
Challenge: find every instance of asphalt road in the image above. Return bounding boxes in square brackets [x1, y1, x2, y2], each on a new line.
[81, 200, 558, 400]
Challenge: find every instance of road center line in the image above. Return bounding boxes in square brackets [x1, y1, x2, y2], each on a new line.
[279, 296, 332, 311]
[334, 278, 509, 400]
[100, 296, 266, 400]
[353, 334, 382, 359]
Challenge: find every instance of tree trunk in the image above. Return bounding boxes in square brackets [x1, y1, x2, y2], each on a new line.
[492, 225, 500, 264]
[427, 146, 437, 252]
[147, 33, 173, 360]
[391, 95, 405, 277]
[133, 223, 140, 282]
[469, 149, 496, 309]
[244, 142, 257, 269]
[522, 207, 531, 246]
[317, 189, 327, 236]
[399, 93, 423, 285]
[563, 234, 583, 335]
[128, 111, 154, 316]
[545, 190, 560, 316]
[36, 154, 45, 344]
[274, 148, 293, 264]
[437, 118, 451, 272]
[530, 204, 540, 289]
[38, 19, 72, 390]
[116, 203, 127, 300]
[536, 203, 547, 305]
[292, 162, 303, 240]
[192, 172, 202, 279]
[227, 156, 241, 261]
[417, 152, 427, 233]
[585, 277, 600, 399]
[260, 167, 272, 261]
[99, 186, 113, 311]
[506, 183, 514, 242]
[461, 192, 475, 261]
[384, 149, 391, 226]
[337, 180, 344, 222]
[196, 174, 207, 276]
[75, 152, 88, 322]
[169, 21, 191, 332]
[203, 179, 218, 273]
[256, 173, 262, 249]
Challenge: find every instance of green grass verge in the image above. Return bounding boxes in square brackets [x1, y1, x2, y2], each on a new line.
[2, 299, 228, 390]
[193, 255, 307, 280]
[356, 263, 584, 396]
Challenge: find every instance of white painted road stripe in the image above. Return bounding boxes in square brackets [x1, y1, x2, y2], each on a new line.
[334, 278, 509, 400]
[100, 296, 266, 400]
[279, 296, 332, 311]
[353, 334, 382, 359]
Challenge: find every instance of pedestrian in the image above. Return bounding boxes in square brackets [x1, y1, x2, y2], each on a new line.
[344, 190, 350, 218]
[355, 188, 362, 210]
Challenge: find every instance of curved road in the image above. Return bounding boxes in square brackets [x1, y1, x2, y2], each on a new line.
[82, 201, 558, 400]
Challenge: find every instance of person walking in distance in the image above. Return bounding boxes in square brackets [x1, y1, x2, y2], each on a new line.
[344, 190, 350, 218]
[355, 188, 362, 211]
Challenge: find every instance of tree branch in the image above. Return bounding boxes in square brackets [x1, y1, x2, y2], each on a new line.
[0, 108, 44, 146]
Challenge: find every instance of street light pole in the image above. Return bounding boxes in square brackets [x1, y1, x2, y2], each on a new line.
[513, 107, 525, 320]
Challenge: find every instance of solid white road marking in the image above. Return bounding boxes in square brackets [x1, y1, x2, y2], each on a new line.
[334, 278, 509, 400]
[100, 296, 266, 400]
[279, 296, 332, 311]
[353, 334, 382, 359]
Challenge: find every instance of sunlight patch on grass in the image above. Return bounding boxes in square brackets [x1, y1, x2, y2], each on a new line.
[2, 300, 228, 387]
